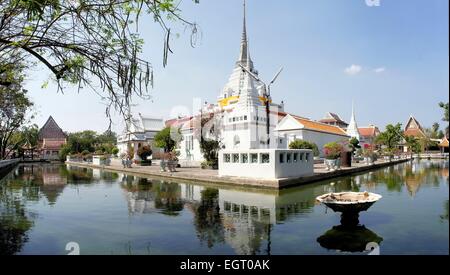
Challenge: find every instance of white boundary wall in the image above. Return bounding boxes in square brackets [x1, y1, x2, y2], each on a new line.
[219, 149, 314, 179]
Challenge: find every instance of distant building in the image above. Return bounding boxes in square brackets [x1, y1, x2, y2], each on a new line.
[400, 116, 427, 152]
[438, 136, 449, 153]
[117, 113, 165, 160]
[358, 125, 381, 147]
[38, 116, 67, 160]
[403, 116, 426, 139]
[319, 112, 349, 129]
[275, 113, 350, 157]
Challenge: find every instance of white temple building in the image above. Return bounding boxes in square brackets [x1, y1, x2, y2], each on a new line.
[165, 1, 350, 178]
[117, 113, 165, 160]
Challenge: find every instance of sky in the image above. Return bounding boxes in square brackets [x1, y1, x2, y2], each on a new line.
[24, 0, 449, 134]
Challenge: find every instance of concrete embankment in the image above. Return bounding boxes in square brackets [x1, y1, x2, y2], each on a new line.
[0, 159, 20, 179]
[66, 158, 412, 190]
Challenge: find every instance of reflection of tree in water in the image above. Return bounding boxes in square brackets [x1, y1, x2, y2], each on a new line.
[358, 160, 449, 197]
[0, 171, 34, 255]
[153, 182, 183, 216]
[61, 165, 94, 183]
[190, 188, 225, 248]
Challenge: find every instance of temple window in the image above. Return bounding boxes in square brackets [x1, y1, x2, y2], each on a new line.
[232, 154, 239, 163]
[260, 153, 270, 163]
[250, 153, 258, 163]
[241, 154, 249, 163]
[224, 154, 231, 163]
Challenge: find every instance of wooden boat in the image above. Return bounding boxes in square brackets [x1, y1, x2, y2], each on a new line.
[316, 191, 382, 213]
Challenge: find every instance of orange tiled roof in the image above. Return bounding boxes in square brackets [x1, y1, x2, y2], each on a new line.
[439, 137, 449, 148]
[404, 128, 426, 138]
[359, 127, 379, 137]
[293, 117, 348, 136]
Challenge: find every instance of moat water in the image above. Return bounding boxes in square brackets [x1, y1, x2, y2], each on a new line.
[0, 160, 448, 255]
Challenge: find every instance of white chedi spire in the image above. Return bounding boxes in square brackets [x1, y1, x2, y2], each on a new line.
[346, 101, 360, 140]
[219, 0, 260, 107]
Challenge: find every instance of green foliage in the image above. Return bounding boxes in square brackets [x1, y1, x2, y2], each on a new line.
[0, 0, 198, 122]
[154, 127, 180, 152]
[426, 123, 445, 139]
[289, 139, 319, 156]
[349, 137, 361, 151]
[0, 79, 34, 159]
[199, 140, 220, 167]
[439, 102, 449, 136]
[439, 102, 449, 122]
[323, 142, 344, 160]
[404, 136, 419, 155]
[195, 116, 222, 168]
[376, 123, 403, 150]
[58, 130, 118, 160]
[138, 145, 152, 160]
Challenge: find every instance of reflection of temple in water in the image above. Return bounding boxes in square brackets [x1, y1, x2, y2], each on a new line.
[16, 164, 67, 205]
[121, 176, 332, 255]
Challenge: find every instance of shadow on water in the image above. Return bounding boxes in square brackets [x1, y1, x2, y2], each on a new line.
[317, 223, 383, 253]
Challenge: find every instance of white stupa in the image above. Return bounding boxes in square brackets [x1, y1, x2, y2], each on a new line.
[346, 101, 360, 140]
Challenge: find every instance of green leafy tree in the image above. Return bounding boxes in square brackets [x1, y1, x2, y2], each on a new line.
[376, 123, 403, 151]
[194, 116, 222, 168]
[0, 0, 199, 123]
[0, 70, 34, 159]
[58, 130, 118, 160]
[154, 127, 180, 153]
[404, 136, 420, 156]
[439, 102, 449, 136]
[348, 137, 361, 152]
[289, 139, 319, 157]
[137, 145, 152, 160]
[425, 123, 444, 139]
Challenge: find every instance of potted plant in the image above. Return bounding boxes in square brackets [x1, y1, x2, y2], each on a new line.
[137, 145, 153, 166]
[167, 151, 179, 172]
[154, 127, 181, 172]
[362, 144, 376, 165]
[323, 142, 343, 171]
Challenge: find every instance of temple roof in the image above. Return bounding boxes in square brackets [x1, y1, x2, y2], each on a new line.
[439, 137, 449, 148]
[38, 116, 66, 140]
[403, 116, 426, 138]
[277, 114, 349, 136]
[358, 126, 380, 137]
[320, 112, 348, 124]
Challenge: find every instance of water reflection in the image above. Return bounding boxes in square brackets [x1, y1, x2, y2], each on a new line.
[0, 160, 448, 255]
[317, 224, 383, 253]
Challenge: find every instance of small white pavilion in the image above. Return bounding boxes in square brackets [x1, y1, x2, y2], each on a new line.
[117, 113, 165, 160]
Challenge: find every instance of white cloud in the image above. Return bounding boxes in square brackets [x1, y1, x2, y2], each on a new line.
[374, 67, 386, 73]
[344, 64, 362, 75]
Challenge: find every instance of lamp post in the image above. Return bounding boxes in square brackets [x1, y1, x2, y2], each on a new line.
[238, 64, 283, 147]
